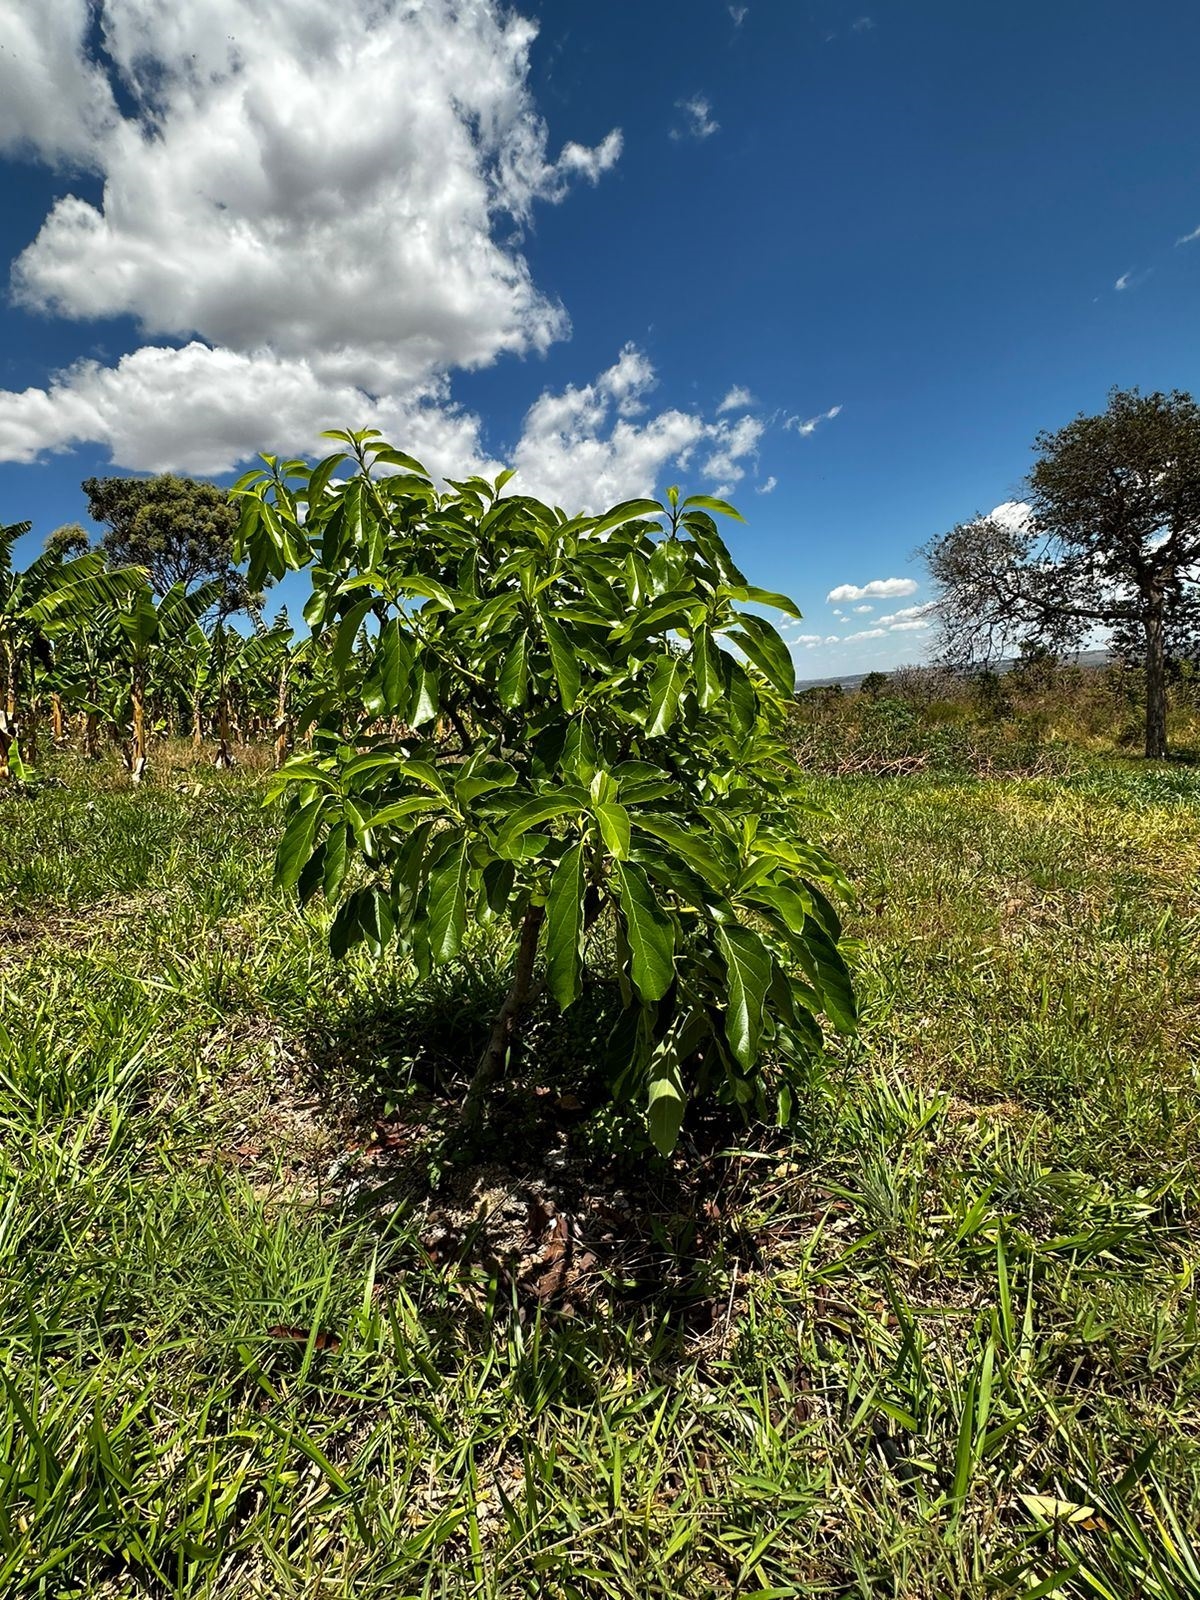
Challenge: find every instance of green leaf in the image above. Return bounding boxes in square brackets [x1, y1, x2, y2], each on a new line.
[482, 858, 515, 918]
[614, 862, 675, 1002]
[735, 584, 802, 620]
[727, 614, 795, 697]
[329, 891, 365, 958]
[590, 498, 664, 537]
[631, 814, 732, 888]
[369, 618, 414, 716]
[411, 660, 439, 726]
[545, 843, 585, 1010]
[454, 758, 518, 805]
[804, 918, 857, 1034]
[427, 836, 470, 963]
[305, 451, 349, 508]
[276, 797, 326, 892]
[646, 655, 686, 736]
[744, 880, 811, 935]
[680, 494, 745, 522]
[322, 823, 351, 900]
[594, 801, 631, 860]
[395, 574, 456, 611]
[497, 795, 582, 847]
[538, 604, 581, 711]
[723, 654, 758, 735]
[498, 631, 528, 708]
[647, 1063, 686, 1156]
[716, 924, 773, 1068]
[369, 447, 431, 477]
[692, 624, 722, 711]
[331, 595, 376, 679]
[360, 795, 443, 830]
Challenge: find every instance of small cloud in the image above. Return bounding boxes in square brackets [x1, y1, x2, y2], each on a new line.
[988, 500, 1032, 533]
[877, 602, 935, 625]
[1113, 268, 1152, 292]
[852, 15, 875, 30]
[888, 618, 931, 632]
[728, 5, 749, 24]
[827, 577, 918, 603]
[755, 474, 777, 495]
[554, 130, 624, 187]
[1177, 224, 1200, 246]
[671, 94, 719, 141]
[718, 384, 754, 413]
[853, 604, 873, 614]
[790, 633, 823, 646]
[784, 403, 842, 437]
[845, 627, 886, 641]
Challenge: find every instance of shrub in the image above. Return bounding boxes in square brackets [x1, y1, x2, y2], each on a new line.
[235, 433, 855, 1150]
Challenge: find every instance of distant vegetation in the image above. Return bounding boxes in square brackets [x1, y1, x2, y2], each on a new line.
[925, 387, 1200, 759]
[791, 649, 1200, 777]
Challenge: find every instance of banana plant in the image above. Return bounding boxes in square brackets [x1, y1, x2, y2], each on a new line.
[235, 434, 856, 1151]
[2, 523, 134, 776]
[35, 577, 220, 781]
[200, 614, 294, 767]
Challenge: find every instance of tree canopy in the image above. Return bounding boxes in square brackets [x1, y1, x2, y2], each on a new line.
[83, 473, 244, 609]
[923, 387, 1200, 757]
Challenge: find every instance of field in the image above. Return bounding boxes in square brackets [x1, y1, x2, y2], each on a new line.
[2, 749, 1199, 1598]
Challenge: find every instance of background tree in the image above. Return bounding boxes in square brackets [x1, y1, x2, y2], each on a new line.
[923, 387, 1200, 758]
[858, 670, 890, 700]
[44, 523, 93, 562]
[83, 473, 243, 609]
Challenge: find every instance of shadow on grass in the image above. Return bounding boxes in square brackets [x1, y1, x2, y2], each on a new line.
[293, 953, 817, 1348]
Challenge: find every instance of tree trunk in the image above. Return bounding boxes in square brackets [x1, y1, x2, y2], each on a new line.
[192, 696, 203, 749]
[4, 645, 15, 720]
[84, 710, 100, 760]
[51, 694, 64, 745]
[131, 667, 148, 783]
[463, 904, 545, 1131]
[23, 706, 38, 768]
[214, 690, 235, 769]
[1144, 598, 1169, 760]
[274, 661, 291, 769]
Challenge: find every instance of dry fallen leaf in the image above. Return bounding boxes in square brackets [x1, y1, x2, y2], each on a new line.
[1017, 1493, 1096, 1524]
[266, 1325, 342, 1353]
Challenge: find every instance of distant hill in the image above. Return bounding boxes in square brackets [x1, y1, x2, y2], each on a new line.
[795, 649, 1114, 694]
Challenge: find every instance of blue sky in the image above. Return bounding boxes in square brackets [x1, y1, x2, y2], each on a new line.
[1, 0, 1198, 675]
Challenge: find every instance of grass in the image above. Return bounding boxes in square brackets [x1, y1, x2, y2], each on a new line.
[1, 750, 1199, 1597]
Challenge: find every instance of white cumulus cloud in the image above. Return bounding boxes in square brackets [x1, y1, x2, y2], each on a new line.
[755, 475, 777, 495]
[877, 602, 935, 626]
[0, 0, 628, 474]
[988, 500, 1033, 533]
[826, 577, 918, 603]
[718, 385, 754, 413]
